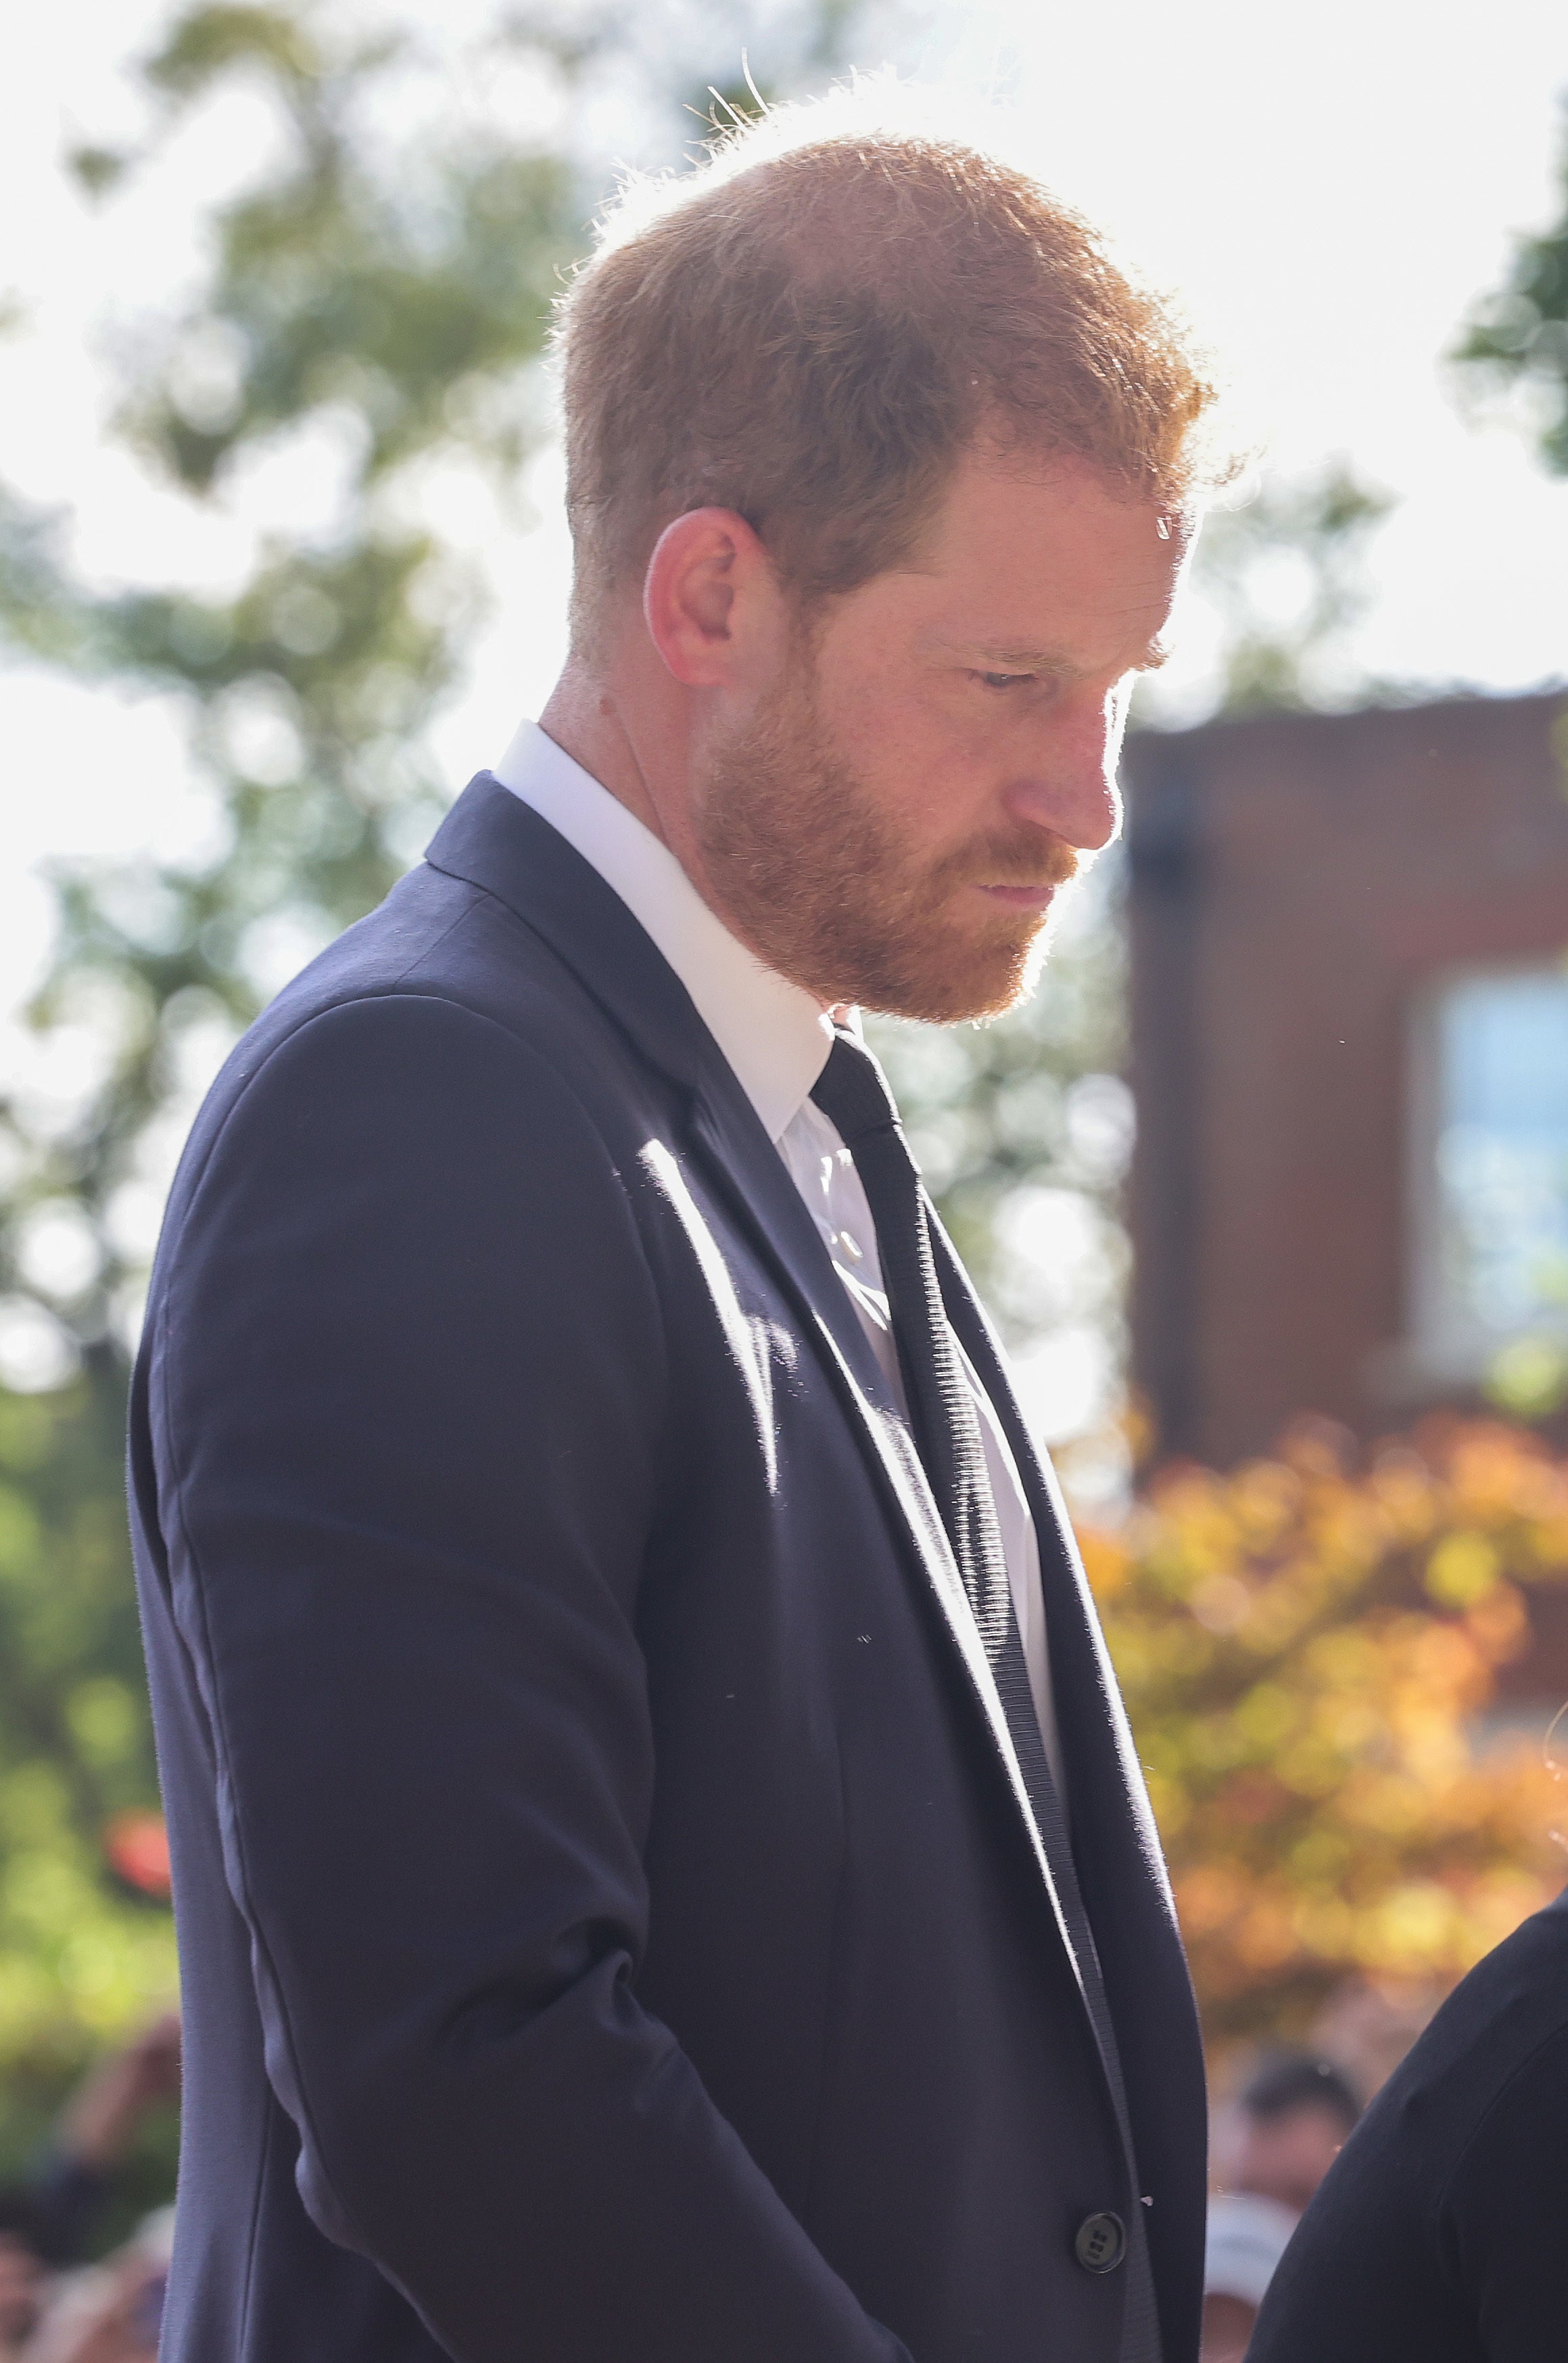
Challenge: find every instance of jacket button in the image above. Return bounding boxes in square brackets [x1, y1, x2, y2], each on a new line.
[1074, 2212, 1126, 2274]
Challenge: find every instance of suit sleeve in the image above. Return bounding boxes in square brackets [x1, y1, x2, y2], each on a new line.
[151, 991, 909, 2363]
[1444, 2017, 1568, 2360]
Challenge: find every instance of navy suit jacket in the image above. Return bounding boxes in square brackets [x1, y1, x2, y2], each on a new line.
[1249, 1886, 1568, 2363]
[129, 774, 1206, 2362]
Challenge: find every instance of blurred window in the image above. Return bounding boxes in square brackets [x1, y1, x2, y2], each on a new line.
[1417, 965, 1568, 1359]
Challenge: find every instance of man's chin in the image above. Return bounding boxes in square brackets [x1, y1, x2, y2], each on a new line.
[853, 918, 1051, 1027]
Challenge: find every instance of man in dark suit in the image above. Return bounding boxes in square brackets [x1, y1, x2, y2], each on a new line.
[129, 101, 1230, 2363]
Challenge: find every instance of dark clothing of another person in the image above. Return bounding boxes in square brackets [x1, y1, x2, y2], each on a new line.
[128, 777, 1207, 2363]
[1249, 1885, 1568, 2363]
[0, 2155, 110, 2270]
[24, 2152, 112, 2266]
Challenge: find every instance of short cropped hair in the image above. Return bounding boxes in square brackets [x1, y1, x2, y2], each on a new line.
[556, 91, 1233, 646]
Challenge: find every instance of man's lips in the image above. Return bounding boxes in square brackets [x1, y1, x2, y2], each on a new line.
[974, 880, 1064, 911]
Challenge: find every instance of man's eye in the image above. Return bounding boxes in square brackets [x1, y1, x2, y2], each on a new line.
[976, 670, 1035, 691]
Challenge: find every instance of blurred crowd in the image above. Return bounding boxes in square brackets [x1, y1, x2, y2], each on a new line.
[1194, 1971, 1442, 2358]
[0, 2017, 179, 2363]
[1199, 2050, 1362, 2362]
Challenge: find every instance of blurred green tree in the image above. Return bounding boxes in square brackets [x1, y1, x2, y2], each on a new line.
[1454, 96, 1568, 475]
[1179, 459, 1396, 717]
[6, 0, 582, 1357]
[0, 0, 595, 2166]
[0, 1384, 179, 2182]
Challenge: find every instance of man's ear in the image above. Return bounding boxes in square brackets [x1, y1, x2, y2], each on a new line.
[642, 508, 785, 689]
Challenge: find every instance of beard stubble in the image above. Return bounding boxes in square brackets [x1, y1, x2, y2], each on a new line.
[690, 655, 1080, 1025]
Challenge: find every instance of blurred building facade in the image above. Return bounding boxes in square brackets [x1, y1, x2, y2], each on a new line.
[1125, 691, 1568, 1468]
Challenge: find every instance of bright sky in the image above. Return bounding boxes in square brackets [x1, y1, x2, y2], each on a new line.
[3, 0, 1567, 1426]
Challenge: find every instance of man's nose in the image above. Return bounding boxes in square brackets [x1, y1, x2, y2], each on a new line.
[1004, 694, 1124, 853]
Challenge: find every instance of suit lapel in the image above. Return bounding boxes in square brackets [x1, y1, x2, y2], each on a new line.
[686, 1059, 893, 1411]
[684, 1075, 1118, 2034]
[423, 777, 1124, 2024]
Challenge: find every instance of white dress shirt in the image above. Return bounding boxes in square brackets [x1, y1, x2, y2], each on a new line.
[493, 718, 1063, 1793]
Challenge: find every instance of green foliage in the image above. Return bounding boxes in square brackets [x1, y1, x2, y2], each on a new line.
[1181, 459, 1396, 718]
[124, 24, 565, 493]
[12, 3, 580, 1353]
[0, 0, 586, 2174]
[0, 486, 91, 669]
[0, 1378, 175, 2174]
[1486, 1335, 1568, 1423]
[1454, 97, 1568, 473]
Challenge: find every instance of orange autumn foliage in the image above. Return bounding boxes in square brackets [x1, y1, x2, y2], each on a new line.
[1080, 1416, 1568, 2042]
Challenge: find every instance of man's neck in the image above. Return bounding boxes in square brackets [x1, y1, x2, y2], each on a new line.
[531, 659, 842, 1027]
[536, 659, 672, 849]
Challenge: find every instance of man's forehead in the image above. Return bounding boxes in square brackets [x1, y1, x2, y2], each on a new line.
[921, 486, 1192, 668]
[938, 440, 1195, 528]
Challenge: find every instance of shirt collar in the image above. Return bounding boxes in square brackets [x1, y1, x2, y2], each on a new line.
[492, 718, 836, 1144]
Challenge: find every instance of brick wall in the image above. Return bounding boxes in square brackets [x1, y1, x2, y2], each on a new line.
[1124, 691, 1568, 1469]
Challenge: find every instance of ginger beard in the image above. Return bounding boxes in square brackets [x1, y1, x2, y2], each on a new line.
[690, 640, 1083, 1025]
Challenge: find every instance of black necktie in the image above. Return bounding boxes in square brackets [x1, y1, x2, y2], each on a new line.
[810, 1031, 1032, 1702]
[811, 1029, 1162, 2363]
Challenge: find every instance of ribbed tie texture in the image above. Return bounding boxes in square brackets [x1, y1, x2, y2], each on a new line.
[810, 1030, 1163, 2363]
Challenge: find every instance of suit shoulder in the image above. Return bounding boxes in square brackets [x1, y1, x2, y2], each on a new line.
[248, 859, 612, 1063]
[1398, 1891, 1568, 2123]
[1430, 1894, 1568, 2176]
[194, 858, 648, 1142]
[158, 970, 649, 1305]
[1302, 1892, 1568, 2235]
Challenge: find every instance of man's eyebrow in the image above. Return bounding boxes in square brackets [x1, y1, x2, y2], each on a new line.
[961, 638, 1173, 675]
[969, 644, 1068, 673]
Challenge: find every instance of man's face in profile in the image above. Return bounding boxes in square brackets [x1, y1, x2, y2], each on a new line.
[691, 446, 1193, 1025]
